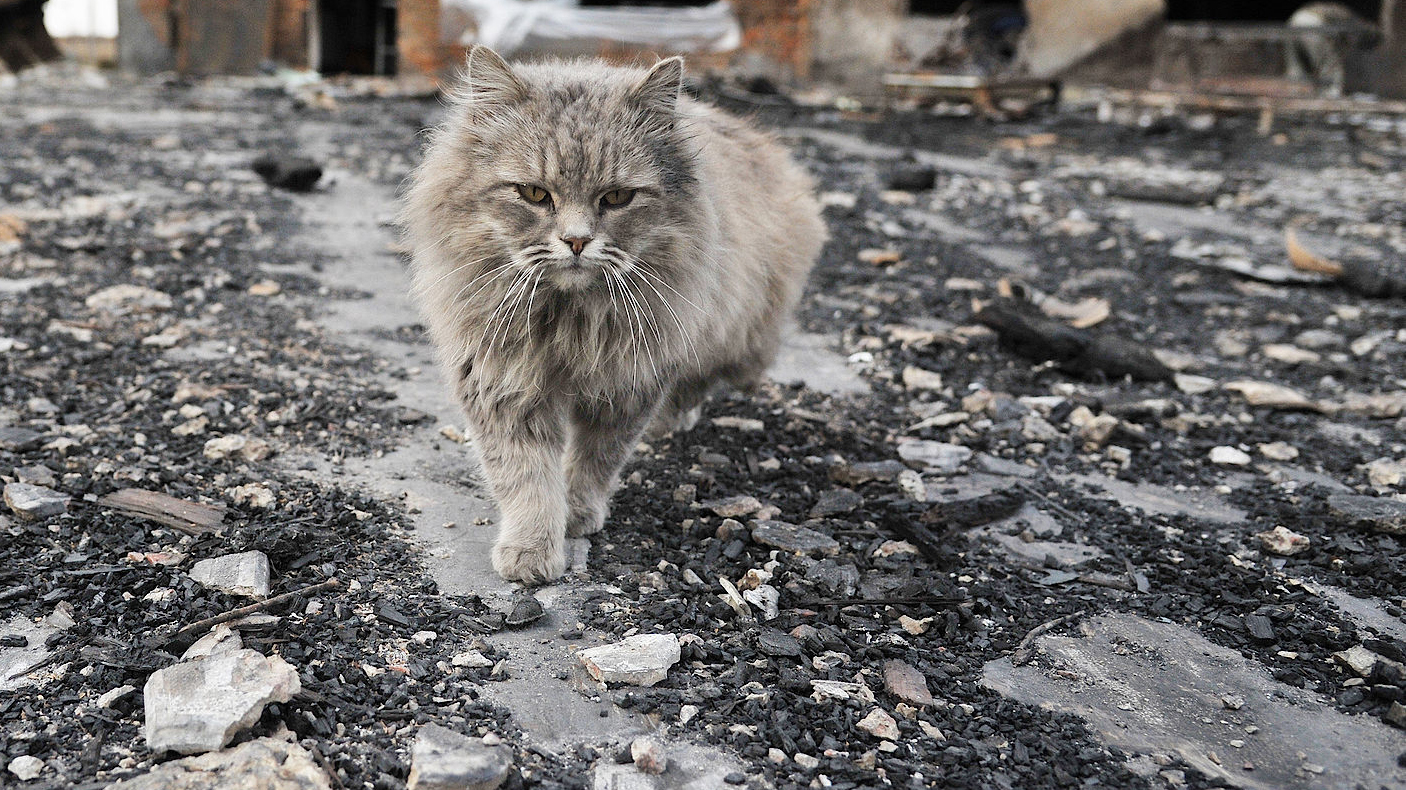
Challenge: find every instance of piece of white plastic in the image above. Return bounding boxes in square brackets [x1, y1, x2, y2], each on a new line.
[445, 0, 741, 56]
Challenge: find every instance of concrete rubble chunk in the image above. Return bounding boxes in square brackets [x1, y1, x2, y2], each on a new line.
[0, 427, 43, 451]
[450, 650, 494, 669]
[1326, 493, 1406, 534]
[897, 440, 972, 473]
[8, 755, 44, 781]
[85, 283, 173, 313]
[203, 435, 273, 461]
[830, 460, 908, 486]
[901, 366, 944, 391]
[1364, 458, 1406, 488]
[630, 736, 668, 775]
[1333, 645, 1389, 678]
[3, 482, 70, 521]
[1256, 526, 1310, 556]
[97, 684, 137, 708]
[857, 708, 901, 740]
[407, 723, 512, 790]
[1223, 380, 1323, 412]
[103, 737, 330, 790]
[181, 624, 243, 660]
[883, 660, 935, 706]
[1209, 446, 1251, 466]
[699, 495, 762, 518]
[578, 633, 681, 687]
[143, 649, 300, 755]
[750, 520, 840, 556]
[1385, 702, 1406, 728]
[190, 551, 271, 598]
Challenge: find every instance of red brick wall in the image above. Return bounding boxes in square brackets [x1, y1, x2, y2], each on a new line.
[734, 0, 816, 80]
[400, 0, 449, 76]
[268, 0, 309, 67]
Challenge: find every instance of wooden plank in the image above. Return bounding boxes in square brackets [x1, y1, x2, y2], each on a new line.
[97, 488, 225, 535]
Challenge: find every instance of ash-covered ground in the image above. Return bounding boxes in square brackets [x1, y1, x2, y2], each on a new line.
[2, 68, 1405, 790]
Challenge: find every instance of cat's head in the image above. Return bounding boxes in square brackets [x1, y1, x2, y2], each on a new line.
[431, 46, 699, 292]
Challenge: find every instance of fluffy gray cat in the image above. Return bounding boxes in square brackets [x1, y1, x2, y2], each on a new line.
[402, 46, 825, 583]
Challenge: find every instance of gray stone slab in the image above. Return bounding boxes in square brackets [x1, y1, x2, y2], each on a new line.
[1060, 473, 1247, 525]
[768, 331, 868, 395]
[982, 613, 1406, 789]
[591, 743, 747, 790]
[1313, 584, 1406, 645]
[0, 616, 63, 691]
[407, 724, 511, 790]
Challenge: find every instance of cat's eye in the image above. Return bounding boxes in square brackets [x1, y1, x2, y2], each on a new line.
[600, 188, 636, 208]
[516, 184, 552, 206]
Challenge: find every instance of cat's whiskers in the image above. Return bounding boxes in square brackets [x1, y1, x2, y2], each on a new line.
[481, 267, 534, 353]
[445, 264, 519, 327]
[600, 268, 638, 383]
[492, 266, 542, 352]
[416, 249, 502, 297]
[615, 257, 700, 371]
[608, 266, 660, 388]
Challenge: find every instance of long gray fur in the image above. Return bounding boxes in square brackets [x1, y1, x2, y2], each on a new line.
[401, 46, 825, 582]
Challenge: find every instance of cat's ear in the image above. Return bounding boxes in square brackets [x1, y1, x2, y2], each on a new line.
[461, 45, 527, 116]
[631, 56, 685, 116]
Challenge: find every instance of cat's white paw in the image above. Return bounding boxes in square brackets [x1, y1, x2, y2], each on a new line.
[491, 540, 566, 584]
[646, 405, 702, 439]
[566, 503, 607, 537]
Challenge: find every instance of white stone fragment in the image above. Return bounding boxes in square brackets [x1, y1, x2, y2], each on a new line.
[1174, 374, 1217, 395]
[97, 684, 137, 708]
[896, 440, 972, 473]
[203, 435, 272, 461]
[1258, 442, 1299, 461]
[741, 584, 780, 621]
[450, 650, 493, 669]
[1364, 458, 1406, 488]
[577, 633, 681, 687]
[86, 284, 173, 313]
[857, 708, 901, 740]
[103, 737, 330, 790]
[143, 649, 300, 755]
[1256, 526, 1311, 556]
[630, 736, 668, 775]
[181, 624, 243, 660]
[901, 366, 944, 391]
[190, 551, 271, 598]
[7, 755, 44, 781]
[1209, 446, 1252, 466]
[3, 482, 69, 521]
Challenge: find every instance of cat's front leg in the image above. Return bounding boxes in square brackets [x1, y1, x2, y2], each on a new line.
[566, 391, 661, 537]
[464, 392, 569, 583]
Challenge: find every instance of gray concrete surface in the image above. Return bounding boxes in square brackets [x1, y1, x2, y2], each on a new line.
[983, 612, 1406, 790]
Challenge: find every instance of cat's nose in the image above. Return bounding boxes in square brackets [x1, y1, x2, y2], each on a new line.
[561, 235, 591, 256]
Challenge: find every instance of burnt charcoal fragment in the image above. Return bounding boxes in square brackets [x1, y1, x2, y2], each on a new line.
[975, 299, 1174, 382]
[888, 159, 937, 191]
[920, 490, 1024, 529]
[252, 154, 323, 192]
[1340, 258, 1406, 299]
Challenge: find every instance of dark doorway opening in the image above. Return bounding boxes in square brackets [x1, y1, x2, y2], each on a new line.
[315, 0, 397, 75]
[1166, 0, 1380, 21]
[908, 0, 974, 14]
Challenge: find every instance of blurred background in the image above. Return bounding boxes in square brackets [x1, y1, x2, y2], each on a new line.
[4, 0, 1404, 106]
